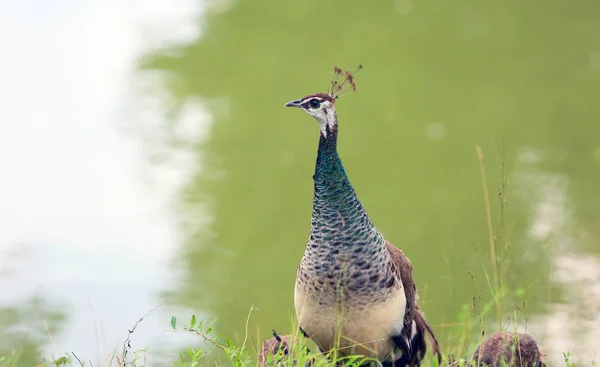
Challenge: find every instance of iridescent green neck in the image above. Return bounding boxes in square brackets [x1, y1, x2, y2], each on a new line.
[312, 126, 368, 221]
[314, 126, 343, 183]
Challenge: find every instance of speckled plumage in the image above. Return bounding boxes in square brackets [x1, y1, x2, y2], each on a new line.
[297, 129, 396, 302]
[287, 75, 441, 367]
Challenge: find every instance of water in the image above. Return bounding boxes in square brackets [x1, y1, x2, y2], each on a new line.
[0, 0, 204, 364]
[1, 0, 599, 365]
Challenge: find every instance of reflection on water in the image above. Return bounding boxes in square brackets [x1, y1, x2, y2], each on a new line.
[0, 0, 206, 364]
[542, 254, 600, 364]
[512, 147, 599, 365]
[514, 147, 571, 244]
[0, 295, 66, 366]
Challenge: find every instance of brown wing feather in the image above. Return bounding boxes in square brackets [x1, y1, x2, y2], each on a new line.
[385, 241, 442, 365]
[385, 242, 415, 331]
[414, 306, 442, 365]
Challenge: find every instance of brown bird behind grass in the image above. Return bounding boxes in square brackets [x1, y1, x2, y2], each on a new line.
[470, 332, 546, 367]
[259, 330, 312, 367]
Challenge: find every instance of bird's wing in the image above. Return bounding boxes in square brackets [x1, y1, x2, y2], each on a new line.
[385, 241, 442, 365]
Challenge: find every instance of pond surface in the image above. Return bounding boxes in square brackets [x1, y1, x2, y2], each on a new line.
[1, 0, 599, 365]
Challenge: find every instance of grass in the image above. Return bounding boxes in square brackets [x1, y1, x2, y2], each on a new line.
[0, 306, 580, 367]
[0, 146, 589, 367]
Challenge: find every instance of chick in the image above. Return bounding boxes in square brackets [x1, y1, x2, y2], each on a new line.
[470, 332, 546, 367]
[259, 330, 313, 367]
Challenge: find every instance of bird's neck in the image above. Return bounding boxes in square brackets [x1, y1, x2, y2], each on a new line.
[314, 125, 343, 183]
[311, 124, 379, 238]
[302, 115, 388, 282]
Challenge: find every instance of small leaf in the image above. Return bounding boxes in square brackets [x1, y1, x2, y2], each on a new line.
[170, 316, 177, 330]
[190, 314, 197, 329]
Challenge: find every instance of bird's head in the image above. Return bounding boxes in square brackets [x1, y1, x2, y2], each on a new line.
[285, 65, 362, 137]
[259, 330, 304, 367]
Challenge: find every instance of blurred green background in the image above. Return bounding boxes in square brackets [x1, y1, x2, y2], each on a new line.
[139, 0, 599, 364]
[1, 0, 599, 365]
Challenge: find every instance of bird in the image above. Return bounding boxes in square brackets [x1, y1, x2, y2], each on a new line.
[258, 329, 312, 367]
[284, 66, 442, 367]
[470, 332, 546, 367]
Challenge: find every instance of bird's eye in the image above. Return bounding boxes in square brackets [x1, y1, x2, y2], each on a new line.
[308, 99, 321, 109]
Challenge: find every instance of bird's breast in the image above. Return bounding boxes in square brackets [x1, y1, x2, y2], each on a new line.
[294, 279, 407, 360]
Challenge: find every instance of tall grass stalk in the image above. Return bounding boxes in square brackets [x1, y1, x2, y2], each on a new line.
[475, 146, 502, 330]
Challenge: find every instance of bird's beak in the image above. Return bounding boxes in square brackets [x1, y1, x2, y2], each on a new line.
[284, 99, 302, 108]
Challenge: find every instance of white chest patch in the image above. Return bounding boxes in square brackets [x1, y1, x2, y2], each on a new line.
[294, 282, 407, 361]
